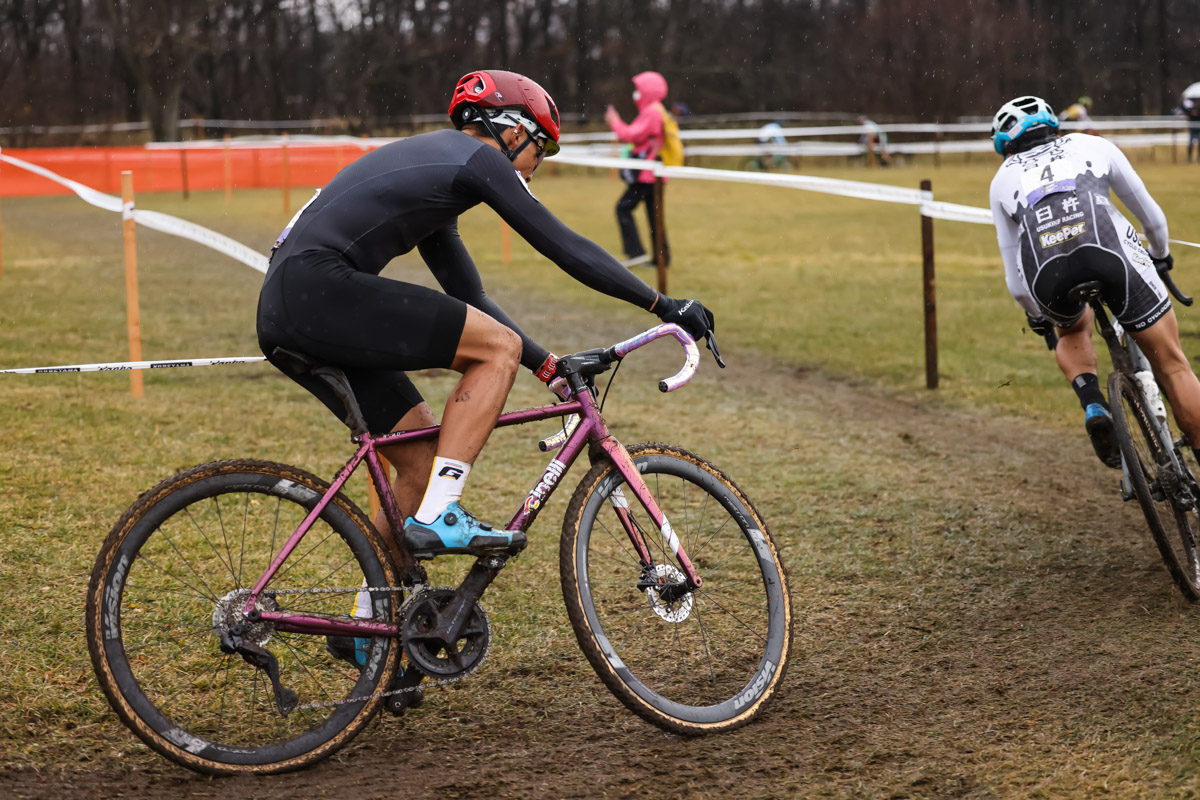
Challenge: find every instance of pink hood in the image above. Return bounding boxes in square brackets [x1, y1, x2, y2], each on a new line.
[632, 72, 668, 111]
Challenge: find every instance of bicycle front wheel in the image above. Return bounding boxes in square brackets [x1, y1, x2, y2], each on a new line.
[560, 443, 792, 733]
[1109, 372, 1200, 601]
[86, 460, 402, 774]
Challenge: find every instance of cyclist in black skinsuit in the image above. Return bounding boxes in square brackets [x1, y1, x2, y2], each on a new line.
[258, 70, 715, 567]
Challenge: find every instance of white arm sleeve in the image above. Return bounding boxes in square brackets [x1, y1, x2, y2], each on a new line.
[991, 193, 1041, 318]
[1105, 141, 1170, 259]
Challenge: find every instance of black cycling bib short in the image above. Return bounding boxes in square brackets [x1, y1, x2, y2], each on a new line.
[257, 129, 657, 432]
[989, 133, 1171, 331]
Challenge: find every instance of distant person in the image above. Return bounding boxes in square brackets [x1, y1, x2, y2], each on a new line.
[1061, 96, 1097, 135]
[753, 122, 789, 170]
[605, 71, 671, 268]
[1177, 94, 1200, 163]
[671, 101, 692, 119]
[987, 95, 1200, 468]
[857, 115, 891, 166]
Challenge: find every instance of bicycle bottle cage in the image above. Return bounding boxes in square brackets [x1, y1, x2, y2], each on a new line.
[271, 347, 370, 436]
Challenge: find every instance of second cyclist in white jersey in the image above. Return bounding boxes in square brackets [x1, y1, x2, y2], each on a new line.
[988, 95, 1200, 467]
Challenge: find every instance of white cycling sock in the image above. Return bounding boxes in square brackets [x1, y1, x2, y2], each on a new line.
[413, 457, 472, 524]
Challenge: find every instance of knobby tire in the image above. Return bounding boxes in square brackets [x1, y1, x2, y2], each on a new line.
[1108, 373, 1200, 601]
[559, 443, 792, 734]
[86, 459, 401, 774]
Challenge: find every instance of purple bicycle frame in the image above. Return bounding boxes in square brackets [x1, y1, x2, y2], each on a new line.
[244, 323, 704, 640]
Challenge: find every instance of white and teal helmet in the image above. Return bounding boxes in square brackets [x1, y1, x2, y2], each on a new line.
[991, 96, 1059, 155]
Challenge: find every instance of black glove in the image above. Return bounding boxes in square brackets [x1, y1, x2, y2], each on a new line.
[1153, 253, 1175, 273]
[653, 295, 715, 342]
[1025, 313, 1054, 338]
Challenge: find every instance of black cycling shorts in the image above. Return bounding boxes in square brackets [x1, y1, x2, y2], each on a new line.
[257, 249, 468, 433]
[1030, 245, 1171, 332]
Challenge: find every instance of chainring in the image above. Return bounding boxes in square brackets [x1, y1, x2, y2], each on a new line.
[400, 586, 491, 679]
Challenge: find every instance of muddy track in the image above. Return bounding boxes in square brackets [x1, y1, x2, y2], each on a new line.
[5, 352, 1196, 800]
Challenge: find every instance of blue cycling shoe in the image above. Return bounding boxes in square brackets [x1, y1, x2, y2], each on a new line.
[1085, 403, 1122, 469]
[402, 503, 527, 559]
[326, 633, 368, 668]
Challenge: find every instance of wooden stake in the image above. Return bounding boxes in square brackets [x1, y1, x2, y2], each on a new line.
[920, 178, 937, 390]
[121, 171, 144, 399]
[224, 134, 233, 205]
[653, 176, 668, 295]
[281, 132, 291, 216]
[179, 147, 190, 200]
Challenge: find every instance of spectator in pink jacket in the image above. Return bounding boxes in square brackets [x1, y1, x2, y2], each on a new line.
[605, 71, 671, 268]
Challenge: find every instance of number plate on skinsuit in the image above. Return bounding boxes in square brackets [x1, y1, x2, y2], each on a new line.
[1020, 156, 1083, 205]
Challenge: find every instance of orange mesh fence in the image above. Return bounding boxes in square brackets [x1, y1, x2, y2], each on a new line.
[0, 145, 373, 197]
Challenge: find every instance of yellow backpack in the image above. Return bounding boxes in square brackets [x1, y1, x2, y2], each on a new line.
[656, 103, 685, 167]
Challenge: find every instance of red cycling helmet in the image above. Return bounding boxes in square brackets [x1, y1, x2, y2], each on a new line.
[448, 70, 561, 157]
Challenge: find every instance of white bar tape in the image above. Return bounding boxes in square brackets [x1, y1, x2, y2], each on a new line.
[0, 152, 269, 273]
[1, 356, 267, 374]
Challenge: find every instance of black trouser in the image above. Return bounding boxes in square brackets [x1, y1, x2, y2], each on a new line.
[616, 182, 670, 265]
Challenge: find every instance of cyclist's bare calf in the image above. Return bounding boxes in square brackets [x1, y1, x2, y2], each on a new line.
[1053, 306, 1100, 383]
[1055, 306, 1200, 450]
[1128, 309, 1200, 448]
[377, 403, 438, 524]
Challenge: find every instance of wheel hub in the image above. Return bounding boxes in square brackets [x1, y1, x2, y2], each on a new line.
[645, 564, 694, 623]
[212, 589, 277, 647]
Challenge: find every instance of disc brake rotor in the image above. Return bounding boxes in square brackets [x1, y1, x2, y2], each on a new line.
[645, 564, 694, 623]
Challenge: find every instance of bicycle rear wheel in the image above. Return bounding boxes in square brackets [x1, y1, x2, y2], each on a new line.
[560, 443, 792, 733]
[1108, 372, 1200, 601]
[86, 459, 402, 774]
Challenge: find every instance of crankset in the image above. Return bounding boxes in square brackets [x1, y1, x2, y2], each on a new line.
[400, 586, 491, 679]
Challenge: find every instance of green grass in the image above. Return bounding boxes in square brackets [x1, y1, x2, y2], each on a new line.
[3, 158, 1200, 796]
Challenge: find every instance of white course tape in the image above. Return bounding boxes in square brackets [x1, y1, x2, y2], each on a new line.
[919, 200, 993, 225]
[1, 356, 266, 374]
[0, 152, 269, 273]
[555, 152, 929, 205]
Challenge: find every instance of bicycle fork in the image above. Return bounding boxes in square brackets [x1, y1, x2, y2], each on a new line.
[597, 438, 703, 592]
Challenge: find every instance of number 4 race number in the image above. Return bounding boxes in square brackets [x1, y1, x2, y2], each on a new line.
[1021, 157, 1080, 205]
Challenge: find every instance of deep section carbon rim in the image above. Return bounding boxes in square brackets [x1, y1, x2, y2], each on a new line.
[88, 461, 398, 772]
[565, 447, 790, 727]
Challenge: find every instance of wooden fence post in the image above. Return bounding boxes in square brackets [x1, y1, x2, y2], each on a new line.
[121, 171, 144, 399]
[920, 178, 937, 390]
[179, 147, 190, 200]
[281, 132, 291, 216]
[653, 175, 668, 295]
[224, 134, 233, 205]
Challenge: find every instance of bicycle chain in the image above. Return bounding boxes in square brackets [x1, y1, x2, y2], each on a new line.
[257, 584, 479, 711]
